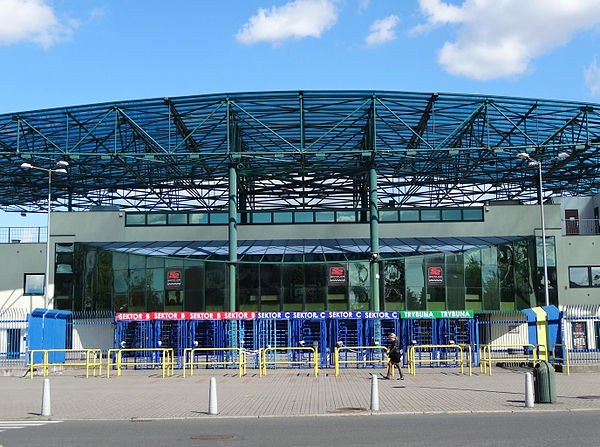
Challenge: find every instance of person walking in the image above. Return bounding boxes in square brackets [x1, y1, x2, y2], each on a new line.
[384, 333, 404, 380]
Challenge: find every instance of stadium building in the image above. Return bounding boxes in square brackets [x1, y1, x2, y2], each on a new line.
[1, 91, 599, 366]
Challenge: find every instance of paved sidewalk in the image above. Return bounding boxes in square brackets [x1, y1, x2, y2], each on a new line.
[1, 367, 599, 420]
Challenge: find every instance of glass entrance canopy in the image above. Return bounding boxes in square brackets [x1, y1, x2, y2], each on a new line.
[88, 236, 524, 263]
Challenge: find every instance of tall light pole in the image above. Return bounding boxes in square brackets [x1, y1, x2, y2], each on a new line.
[20, 161, 69, 309]
[517, 151, 569, 307]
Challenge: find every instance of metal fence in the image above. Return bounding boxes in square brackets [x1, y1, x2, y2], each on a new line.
[0, 308, 29, 366]
[0, 227, 46, 244]
[475, 312, 528, 364]
[560, 305, 600, 364]
[70, 311, 116, 352]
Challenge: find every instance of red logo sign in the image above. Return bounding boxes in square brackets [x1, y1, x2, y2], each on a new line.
[427, 265, 444, 285]
[328, 265, 347, 285]
[165, 268, 183, 290]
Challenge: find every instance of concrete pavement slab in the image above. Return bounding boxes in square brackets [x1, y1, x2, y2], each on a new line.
[1, 367, 599, 421]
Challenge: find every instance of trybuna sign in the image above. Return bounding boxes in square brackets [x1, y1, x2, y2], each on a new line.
[400, 310, 473, 319]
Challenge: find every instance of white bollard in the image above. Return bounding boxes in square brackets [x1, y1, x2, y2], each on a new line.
[208, 377, 218, 415]
[525, 372, 534, 408]
[370, 374, 380, 411]
[41, 378, 51, 417]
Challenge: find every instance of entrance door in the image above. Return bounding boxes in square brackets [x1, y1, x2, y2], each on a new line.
[565, 209, 579, 235]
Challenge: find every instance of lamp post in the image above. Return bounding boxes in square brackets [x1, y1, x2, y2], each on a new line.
[20, 161, 69, 309]
[516, 151, 569, 307]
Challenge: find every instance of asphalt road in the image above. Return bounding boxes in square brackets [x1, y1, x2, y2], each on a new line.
[1, 410, 599, 447]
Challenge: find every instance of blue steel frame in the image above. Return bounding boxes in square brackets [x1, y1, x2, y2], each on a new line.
[2, 91, 600, 214]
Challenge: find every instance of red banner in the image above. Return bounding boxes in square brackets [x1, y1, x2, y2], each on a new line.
[116, 311, 257, 321]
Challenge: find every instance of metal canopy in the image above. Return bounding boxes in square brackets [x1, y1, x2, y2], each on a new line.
[86, 236, 524, 263]
[1, 90, 599, 212]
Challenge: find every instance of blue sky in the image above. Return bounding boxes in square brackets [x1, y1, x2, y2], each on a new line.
[2, 0, 600, 227]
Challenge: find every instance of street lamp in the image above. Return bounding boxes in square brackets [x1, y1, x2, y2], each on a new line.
[20, 160, 69, 309]
[516, 151, 569, 307]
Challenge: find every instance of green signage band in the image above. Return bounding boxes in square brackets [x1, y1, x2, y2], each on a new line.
[400, 310, 474, 319]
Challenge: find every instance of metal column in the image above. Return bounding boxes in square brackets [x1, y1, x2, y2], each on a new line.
[369, 166, 380, 312]
[228, 165, 237, 312]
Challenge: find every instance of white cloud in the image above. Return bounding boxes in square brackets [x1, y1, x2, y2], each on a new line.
[585, 57, 600, 97]
[365, 15, 399, 47]
[0, 0, 73, 48]
[358, 0, 370, 13]
[236, 0, 338, 45]
[413, 0, 600, 81]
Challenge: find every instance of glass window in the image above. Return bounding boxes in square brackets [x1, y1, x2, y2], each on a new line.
[305, 264, 326, 311]
[498, 244, 515, 311]
[514, 239, 535, 310]
[295, 211, 314, 223]
[56, 264, 73, 274]
[205, 263, 225, 311]
[336, 211, 357, 222]
[168, 213, 187, 225]
[379, 210, 398, 222]
[283, 264, 304, 311]
[405, 257, 425, 310]
[591, 267, 600, 287]
[399, 209, 419, 222]
[273, 211, 293, 223]
[125, 213, 146, 225]
[569, 267, 590, 287]
[23, 273, 45, 295]
[184, 265, 204, 311]
[238, 264, 259, 311]
[349, 262, 370, 310]
[446, 253, 464, 310]
[252, 212, 272, 224]
[129, 254, 145, 269]
[56, 243, 74, 253]
[315, 211, 335, 223]
[425, 255, 445, 310]
[210, 213, 228, 224]
[189, 213, 208, 224]
[383, 260, 403, 311]
[441, 209, 461, 221]
[481, 246, 499, 311]
[421, 209, 441, 221]
[147, 213, 167, 225]
[463, 208, 483, 221]
[464, 249, 482, 311]
[260, 264, 281, 311]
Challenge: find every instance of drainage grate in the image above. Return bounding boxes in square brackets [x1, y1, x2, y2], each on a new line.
[329, 407, 368, 413]
[190, 435, 237, 441]
[576, 396, 600, 400]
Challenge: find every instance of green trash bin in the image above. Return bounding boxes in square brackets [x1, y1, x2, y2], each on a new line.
[533, 361, 556, 403]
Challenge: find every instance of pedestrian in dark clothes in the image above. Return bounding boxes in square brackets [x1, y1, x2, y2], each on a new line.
[384, 333, 404, 380]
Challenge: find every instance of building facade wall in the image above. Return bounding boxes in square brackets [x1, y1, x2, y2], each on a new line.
[2, 202, 600, 312]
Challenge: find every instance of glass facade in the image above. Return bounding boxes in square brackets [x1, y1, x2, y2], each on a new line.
[54, 237, 551, 312]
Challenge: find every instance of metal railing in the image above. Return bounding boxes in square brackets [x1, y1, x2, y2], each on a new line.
[106, 348, 174, 378]
[407, 344, 471, 376]
[29, 349, 102, 378]
[552, 343, 570, 375]
[562, 218, 600, 235]
[479, 344, 540, 376]
[334, 346, 388, 376]
[183, 347, 247, 377]
[260, 347, 319, 377]
[0, 227, 46, 244]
